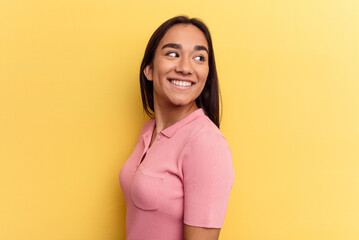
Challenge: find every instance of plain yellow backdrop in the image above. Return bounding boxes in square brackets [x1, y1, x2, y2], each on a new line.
[1, 0, 358, 239]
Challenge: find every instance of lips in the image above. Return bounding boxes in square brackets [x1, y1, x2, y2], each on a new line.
[168, 78, 195, 87]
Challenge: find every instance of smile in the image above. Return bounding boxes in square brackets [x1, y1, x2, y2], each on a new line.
[169, 79, 194, 87]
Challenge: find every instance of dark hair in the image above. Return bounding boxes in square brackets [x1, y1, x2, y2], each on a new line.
[139, 16, 221, 128]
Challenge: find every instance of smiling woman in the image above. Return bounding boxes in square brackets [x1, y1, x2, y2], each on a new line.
[119, 16, 235, 240]
[144, 24, 209, 116]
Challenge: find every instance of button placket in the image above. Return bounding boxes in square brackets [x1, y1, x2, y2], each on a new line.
[138, 133, 152, 167]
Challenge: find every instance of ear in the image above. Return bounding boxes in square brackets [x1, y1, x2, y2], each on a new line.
[143, 65, 153, 81]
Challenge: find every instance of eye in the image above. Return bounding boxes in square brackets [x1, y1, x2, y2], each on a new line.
[166, 52, 179, 57]
[194, 55, 205, 62]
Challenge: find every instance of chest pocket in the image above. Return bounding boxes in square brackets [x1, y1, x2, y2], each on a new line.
[131, 165, 166, 211]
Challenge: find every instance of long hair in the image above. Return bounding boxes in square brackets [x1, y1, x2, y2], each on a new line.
[139, 16, 221, 128]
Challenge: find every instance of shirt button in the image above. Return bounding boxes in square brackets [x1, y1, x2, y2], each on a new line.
[156, 135, 161, 140]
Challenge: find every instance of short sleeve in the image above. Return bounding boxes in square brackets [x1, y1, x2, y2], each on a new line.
[181, 130, 235, 228]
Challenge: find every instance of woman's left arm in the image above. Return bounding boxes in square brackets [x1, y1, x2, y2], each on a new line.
[184, 224, 221, 240]
[181, 131, 234, 239]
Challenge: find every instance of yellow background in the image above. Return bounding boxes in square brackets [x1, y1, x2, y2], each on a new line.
[1, 0, 358, 239]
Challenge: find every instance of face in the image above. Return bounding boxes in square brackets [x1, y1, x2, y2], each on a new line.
[144, 24, 209, 111]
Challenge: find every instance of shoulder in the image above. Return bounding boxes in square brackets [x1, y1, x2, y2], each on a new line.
[185, 115, 231, 154]
[138, 118, 155, 137]
[179, 115, 232, 171]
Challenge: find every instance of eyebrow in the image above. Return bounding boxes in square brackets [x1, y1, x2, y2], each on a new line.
[161, 43, 209, 53]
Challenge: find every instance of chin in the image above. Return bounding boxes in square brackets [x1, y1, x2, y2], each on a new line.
[170, 99, 196, 108]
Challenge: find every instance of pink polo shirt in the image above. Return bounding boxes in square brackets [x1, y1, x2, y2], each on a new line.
[119, 108, 234, 240]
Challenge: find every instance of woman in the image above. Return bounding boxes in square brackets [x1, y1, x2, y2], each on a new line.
[119, 16, 235, 240]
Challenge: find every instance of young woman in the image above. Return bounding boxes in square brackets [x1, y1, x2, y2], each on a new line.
[119, 16, 235, 240]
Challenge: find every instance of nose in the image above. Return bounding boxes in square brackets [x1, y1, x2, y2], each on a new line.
[175, 56, 193, 75]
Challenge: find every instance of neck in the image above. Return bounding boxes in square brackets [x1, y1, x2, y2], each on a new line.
[153, 101, 198, 133]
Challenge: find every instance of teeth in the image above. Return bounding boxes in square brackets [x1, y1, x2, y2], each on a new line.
[170, 80, 192, 87]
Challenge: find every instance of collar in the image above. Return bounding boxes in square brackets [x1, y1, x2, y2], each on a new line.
[143, 108, 206, 138]
[157, 108, 206, 138]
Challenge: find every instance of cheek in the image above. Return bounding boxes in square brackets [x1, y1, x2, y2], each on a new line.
[154, 58, 175, 75]
[199, 66, 209, 82]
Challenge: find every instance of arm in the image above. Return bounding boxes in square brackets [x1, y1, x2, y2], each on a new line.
[181, 130, 234, 239]
[184, 224, 221, 240]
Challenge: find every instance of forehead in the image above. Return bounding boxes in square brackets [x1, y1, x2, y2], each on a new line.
[159, 24, 208, 49]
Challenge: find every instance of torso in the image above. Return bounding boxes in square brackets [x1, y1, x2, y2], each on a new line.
[119, 108, 234, 240]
